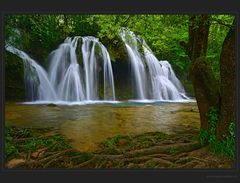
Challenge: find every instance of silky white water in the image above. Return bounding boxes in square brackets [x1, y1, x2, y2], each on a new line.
[6, 36, 116, 102]
[5, 45, 57, 101]
[6, 29, 189, 103]
[119, 28, 189, 100]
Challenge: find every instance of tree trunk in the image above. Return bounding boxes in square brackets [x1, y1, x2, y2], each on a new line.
[190, 57, 220, 129]
[181, 15, 236, 137]
[180, 15, 210, 60]
[180, 15, 220, 130]
[217, 19, 236, 139]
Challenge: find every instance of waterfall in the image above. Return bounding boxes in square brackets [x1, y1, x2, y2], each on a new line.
[100, 42, 116, 101]
[5, 45, 57, 101]
[80, 36, 115, 101]
[119, 28, 146, 99]
[48, 37, 85, 101]
[5, 36, 116, 102]
[119, 28, 188, 100]
[6, 30, 188, 103]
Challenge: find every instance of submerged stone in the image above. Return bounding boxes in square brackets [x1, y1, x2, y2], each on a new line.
[47, 103, 57, 107]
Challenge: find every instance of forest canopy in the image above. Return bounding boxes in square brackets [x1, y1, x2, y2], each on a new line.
[5, 14, 234, 80]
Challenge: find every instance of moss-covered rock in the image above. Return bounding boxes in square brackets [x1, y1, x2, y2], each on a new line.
[46, 103, 57, 107]
[5, 52, 25, 101]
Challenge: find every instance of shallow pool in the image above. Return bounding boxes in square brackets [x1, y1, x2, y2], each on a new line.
[5, 101, 200, 152]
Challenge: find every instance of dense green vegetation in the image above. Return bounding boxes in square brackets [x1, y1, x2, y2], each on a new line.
[199, 107, 235, 159]
[5, 14, 234, 100]
[5, 15, 233, 72]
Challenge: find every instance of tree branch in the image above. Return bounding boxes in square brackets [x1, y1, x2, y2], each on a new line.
[211, 18, 234, 29]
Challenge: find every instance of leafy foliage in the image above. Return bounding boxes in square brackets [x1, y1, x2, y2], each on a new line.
[199, 107, 236, 159]
[207, 15, 235, 80]
[4, 14, 235, 98]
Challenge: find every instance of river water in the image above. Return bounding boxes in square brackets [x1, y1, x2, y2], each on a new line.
[5, 101, 200, 152]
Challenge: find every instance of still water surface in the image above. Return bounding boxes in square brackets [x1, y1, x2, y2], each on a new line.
[5, 101, 200, 152]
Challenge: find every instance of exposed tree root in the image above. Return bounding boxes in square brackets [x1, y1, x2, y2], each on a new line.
[74, 157, 96, 168]
[123, 141, 200, 158]
[38, 149, 73, 163]
[5, 126, 233, 169]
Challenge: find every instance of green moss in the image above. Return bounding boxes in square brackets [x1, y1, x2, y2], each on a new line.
[182, 80, 195, 97]
[135, 135, 155, 148]
[167, 147, 178, 155]
[191, 57, 220, 104]
[145, 160, 158, 168]
[101, 134, 123, 154]
[100, 132, 170, 154]
[152, 132, 169, 140]
[5, 125, 71, 161]
[5, 52, 25, 101]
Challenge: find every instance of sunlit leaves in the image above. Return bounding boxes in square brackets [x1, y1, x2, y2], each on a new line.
[5, 14, 235, 79]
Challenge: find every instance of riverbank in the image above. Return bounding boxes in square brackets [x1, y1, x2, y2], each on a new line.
[5, 125, 233, 169]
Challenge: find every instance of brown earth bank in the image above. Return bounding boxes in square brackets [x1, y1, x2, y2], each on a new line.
[5, 126, 233, 169]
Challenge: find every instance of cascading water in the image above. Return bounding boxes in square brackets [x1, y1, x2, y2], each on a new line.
[100, 43, 116, 101]
[5, 36, 116, 102]
[119, 28, 146, 100]
[6, 29, 188, 103]
[80, 37, 115, 101]
[5, 45, 57, 101]
[119, 28, 188, 100]
[48, 37, 85, 101]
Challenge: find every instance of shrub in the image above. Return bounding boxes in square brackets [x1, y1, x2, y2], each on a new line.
[199, 107, 235, 160]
